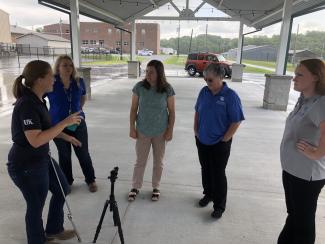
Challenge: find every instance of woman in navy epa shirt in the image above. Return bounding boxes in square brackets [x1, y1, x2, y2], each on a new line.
[194, 63, 244, 219]
[47, 55, 97, 192]
[8, 60, 81, 243]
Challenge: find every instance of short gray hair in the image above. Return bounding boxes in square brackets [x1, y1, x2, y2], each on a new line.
[203, 63, 225, 78]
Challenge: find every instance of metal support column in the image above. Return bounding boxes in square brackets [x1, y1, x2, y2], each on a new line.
[70, 0, 81, 68]
[236, 21, 244, 64]
[275, 0, 293, 75]
[130, 21, 136, 61]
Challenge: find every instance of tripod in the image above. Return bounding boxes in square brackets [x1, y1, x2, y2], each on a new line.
[93, 167, 125, 244]
[48, 152, 82, 242]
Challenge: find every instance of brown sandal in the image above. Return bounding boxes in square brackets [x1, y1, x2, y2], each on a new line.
[128, 188, 139, 202]
[151, 189, 160, 201]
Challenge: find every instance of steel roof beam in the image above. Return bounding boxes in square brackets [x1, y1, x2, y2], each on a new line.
[251, 0, 306, 26]
[125, 0, 170, 22]
[169, 0, 181, 14]
[137, 16, 236, 21]
[193, 1, 206, 14]
[79, 0, 124, 24]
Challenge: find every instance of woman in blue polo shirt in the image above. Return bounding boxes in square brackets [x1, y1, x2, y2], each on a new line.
[47, 55, 97, 192]
[8, 60, 81, 243]
[194, 63, 244, 219]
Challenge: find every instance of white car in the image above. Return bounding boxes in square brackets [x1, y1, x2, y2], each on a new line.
[138, 49, 153, 56]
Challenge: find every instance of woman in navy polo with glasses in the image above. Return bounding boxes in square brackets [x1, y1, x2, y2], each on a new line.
[194, 63, 244, 219]
[47, 55, 97, 192]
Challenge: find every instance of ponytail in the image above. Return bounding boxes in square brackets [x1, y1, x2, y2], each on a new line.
[12, 75, 26, 99]
[12, 60, 52, 101]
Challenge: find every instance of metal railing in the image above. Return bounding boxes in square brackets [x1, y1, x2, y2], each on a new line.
[0, 43, 72, 68]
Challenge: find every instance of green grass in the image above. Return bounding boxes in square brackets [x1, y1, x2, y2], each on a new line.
[242, 59, 295, 72]
[82, 55, 146, 66]
[164, 55, 187, 66]
[243, 66, 274, 74]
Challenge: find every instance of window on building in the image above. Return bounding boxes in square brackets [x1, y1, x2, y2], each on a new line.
[82, 40, 89, 45]
[99, 40, 104, 46]
[108, 28, 112, 34]
[65, 30, 70, 34]
[93, 29, 98, 33]
[90, 40, 97, 45]
[141, 29, 146, 35]
[138, 42, 144, 48]
[116, 29, 120, 33]
[116, 41, 121, 46]
[124, 41, 128, 46]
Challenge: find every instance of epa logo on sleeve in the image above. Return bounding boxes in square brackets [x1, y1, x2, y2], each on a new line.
[23, 119, 34, 126]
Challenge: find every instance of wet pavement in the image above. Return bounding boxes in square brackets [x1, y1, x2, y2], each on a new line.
[0, 55, 299, 113]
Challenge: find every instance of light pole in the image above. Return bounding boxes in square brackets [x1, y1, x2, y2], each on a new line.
[59, 18, 63, 38]
[141, 29, 145, 49]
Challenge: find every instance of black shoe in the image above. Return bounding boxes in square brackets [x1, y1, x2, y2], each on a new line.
[211, 209, 223, 219]
[198, 195, 211, 207]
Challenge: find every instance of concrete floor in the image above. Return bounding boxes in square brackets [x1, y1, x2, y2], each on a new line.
[0, 76, 324, 244]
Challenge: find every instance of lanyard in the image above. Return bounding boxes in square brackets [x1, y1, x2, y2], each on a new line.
[64, 84, 73, 114]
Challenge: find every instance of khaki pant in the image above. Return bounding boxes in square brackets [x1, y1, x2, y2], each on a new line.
[132, 132, 166, 189]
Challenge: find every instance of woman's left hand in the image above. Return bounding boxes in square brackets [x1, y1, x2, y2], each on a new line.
[296, 139, 317, 159]
[164, 129, 173, 141]
[69, 136, 82, 147]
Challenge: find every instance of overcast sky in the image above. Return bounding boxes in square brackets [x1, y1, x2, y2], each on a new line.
[1, 0, 325, 39]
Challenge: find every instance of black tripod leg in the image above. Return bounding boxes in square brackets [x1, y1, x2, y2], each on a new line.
[112, 203, 125, 244]
[93, 200, 110, 243]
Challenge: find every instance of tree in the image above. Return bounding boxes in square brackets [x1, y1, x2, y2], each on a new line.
[36, 27, 43, 33]
[161, 31, 325, 57]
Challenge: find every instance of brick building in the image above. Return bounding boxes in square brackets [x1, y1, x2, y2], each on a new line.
[43, 22, 160, 54]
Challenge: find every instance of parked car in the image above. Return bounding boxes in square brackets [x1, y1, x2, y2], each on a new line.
[109, 48, 120, 54]
[99, 47, 110, 54]
[185, 53, 232, 77]
[81, 46, 90, 54]
[138, 49, 153, 56]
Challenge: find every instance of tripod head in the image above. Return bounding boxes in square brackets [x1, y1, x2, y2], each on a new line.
[108, 167, 119, 183]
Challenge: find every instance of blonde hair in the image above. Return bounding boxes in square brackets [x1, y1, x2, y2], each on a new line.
[299, 59, 325, 95]
[53, 55, 78, 81]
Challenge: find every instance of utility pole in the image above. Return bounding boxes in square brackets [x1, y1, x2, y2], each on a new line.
[205, 23, 208, 52]
[177, 20, 180, 57]
[292, 24, 299, 65]
[59, 18, 63, 38]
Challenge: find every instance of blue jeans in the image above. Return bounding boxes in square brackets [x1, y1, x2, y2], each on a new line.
[54, 119, 96, 185]
[8, 157, 70, 244]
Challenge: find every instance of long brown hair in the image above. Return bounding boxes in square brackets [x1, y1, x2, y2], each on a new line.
[299, 59, 325, 95]
[12, 60, 51, 99]
[53, 55, 78, 80]
[143, 60, 169, 93]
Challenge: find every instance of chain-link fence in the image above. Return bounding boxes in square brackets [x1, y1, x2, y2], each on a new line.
[0, 42, 72, 69]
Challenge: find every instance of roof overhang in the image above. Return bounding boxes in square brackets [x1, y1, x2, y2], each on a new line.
[39, 0, 325, 29]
